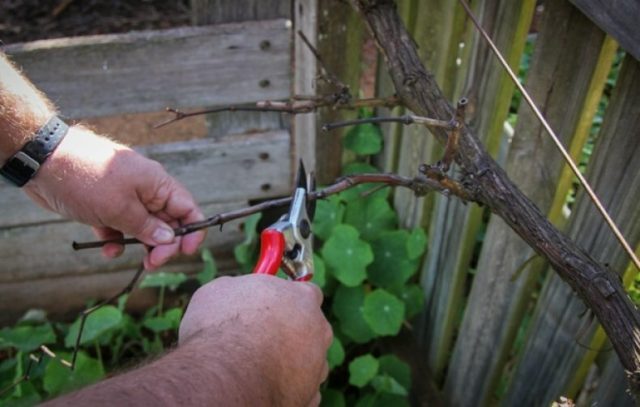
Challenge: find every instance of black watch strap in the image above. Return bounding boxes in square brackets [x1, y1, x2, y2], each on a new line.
[0, 116, 69, 187]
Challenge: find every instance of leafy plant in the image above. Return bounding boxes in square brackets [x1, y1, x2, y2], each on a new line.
[235, 117, 427, 404]
[0, 249, 218, 405]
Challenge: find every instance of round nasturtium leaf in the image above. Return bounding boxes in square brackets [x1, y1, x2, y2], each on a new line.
[390, 284, 425, 320]
[311, 254, 326, 288]
[313, 195, 345, 241]
[406, 227, 428, 260]
[140, 272, 188, 291]
[371, 374, 408, 396]
[332, 285, 376, 343]
[362, 289, 405, 336]
[348, 354, 379, 388]
[321, 225, 373, 287]
[327, 336, 345, 369]
[343, 122, 383, 155]
[65, 306, 123, 348]
[378, 354, 411, 390]
[43, 351, 104, 397]
[0, 324, 56, 353]
[368, 231, 419, 288]
[344, 197, 397, 241]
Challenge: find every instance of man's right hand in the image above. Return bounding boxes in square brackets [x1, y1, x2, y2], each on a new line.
[179, 275, 332, 406]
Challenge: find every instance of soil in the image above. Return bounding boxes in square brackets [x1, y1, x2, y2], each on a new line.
[1, 0, 206, 146]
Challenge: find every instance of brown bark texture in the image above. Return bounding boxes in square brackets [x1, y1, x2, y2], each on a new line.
[350, 0, 640, 395]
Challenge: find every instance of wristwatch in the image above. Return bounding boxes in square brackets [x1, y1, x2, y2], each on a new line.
[0, 115, 69, 187]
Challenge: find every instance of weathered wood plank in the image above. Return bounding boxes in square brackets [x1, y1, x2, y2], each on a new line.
[443, 2, 616, 405]
[191, 0, 291, 141]
[0, 201, 246, 283]
[315, 0, 364, 184]
[2, 20, 291, 119]
[292, 0, 317, 173]
[504, 53, 640, 406]
[0, 130, 291, 228]
[191, 0, 290, 25]
[0, 254, 242, 326]
[417, 0, 536, 383]
[569, 0, 640, 61]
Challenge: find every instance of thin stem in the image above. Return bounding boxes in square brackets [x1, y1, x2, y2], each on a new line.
[322, 115, 454, 132]
[73, 172, 476, 250]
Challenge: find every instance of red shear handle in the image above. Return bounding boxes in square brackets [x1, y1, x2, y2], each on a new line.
[253, 229, 285, 275]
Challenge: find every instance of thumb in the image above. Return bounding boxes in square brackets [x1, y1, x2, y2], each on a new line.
[113, 202, 175, 246]
[135, 215, 175, 246]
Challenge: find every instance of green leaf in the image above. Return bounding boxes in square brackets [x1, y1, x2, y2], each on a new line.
[43, 351, 104, 397]
[313, 195, 345, 241]
[140, 272, 188, 291]
[321, 388, 346, 407]
[343, 123, 383, 155]
[362, 290, 405, 336]
[371, 374, 408, 396]
[0, 324, 56, 352]
[143, 308, 182, 333]
[406, 228, 428, 260]
[321, 225, 373, 287]
[327, 336, 345, 369]
[311, 254, 326, 288]
[378, 354, 411, 390]
[197, 248, 217, 285]
[369, 231, 419, 288]
[390, 284, 424, 320]
[234, 213, 262, 270]
[344, 197, 397, 241]
[332, 285, 376, 343]
[349, 354, 379, 388]
[65, 306, 123, 348]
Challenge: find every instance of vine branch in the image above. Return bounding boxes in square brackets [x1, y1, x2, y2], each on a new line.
[73, 172, 476, 250]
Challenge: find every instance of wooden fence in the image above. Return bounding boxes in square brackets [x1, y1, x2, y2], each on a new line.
[0, 0, 321, 323]
[368, 0, 639, 405]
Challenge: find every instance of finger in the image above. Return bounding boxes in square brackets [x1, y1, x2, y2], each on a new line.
[92, 226, 124, 258]
[157, 179, 206, 255]
[321, 361, 329, 383]
[115, 201, 176, 247]
[300, 282, 324, 306]
[146, 220, 182, 269]
[307, 392, 321, 407]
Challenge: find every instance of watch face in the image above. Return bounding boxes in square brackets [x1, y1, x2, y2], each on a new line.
[0, 151, 40, 187]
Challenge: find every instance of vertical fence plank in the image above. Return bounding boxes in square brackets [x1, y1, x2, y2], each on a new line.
[442, 2, 617, 405]
[392, 0, 466, 229]
[417, 0, 536, 383]
[315, 0, 364, 184]
[293, 0, 318, 172]
[504, 54, 640, 406]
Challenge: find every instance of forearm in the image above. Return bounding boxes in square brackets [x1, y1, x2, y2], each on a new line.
[0, 52, 56, 161]
[43, 333, 276, 406]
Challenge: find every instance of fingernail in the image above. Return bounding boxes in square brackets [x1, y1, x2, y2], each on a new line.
[153, 227, 174, 244]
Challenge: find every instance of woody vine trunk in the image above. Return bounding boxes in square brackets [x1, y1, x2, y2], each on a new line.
[349, 0, 640, 394]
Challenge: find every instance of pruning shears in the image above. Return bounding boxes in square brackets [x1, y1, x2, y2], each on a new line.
[252, 161, 316, 281]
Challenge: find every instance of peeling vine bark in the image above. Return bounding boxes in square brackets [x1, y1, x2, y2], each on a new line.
[350, 0, 640, 395]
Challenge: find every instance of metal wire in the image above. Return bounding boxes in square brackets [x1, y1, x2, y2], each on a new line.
[458, 0, 640, 273]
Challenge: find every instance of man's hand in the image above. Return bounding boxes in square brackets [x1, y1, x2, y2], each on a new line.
[24, 125, 206, 269]
[180, 275, 333, 406]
